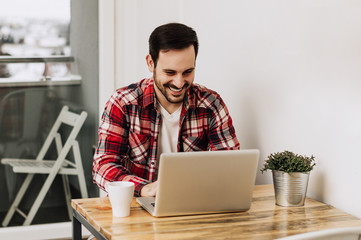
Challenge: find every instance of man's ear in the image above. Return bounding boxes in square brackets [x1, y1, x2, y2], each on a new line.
[146, 54, 154, 72]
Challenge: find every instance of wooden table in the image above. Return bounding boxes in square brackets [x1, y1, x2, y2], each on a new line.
[71, 185, 361, 240]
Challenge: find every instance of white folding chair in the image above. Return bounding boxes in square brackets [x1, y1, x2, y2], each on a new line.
[0, 88, 60, 203]
[1, 105, 88, 226]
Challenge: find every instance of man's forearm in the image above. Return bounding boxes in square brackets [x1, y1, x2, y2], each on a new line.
[93, 156, 150, 196]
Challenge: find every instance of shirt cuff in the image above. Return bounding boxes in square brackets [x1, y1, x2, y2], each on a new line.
[134, 182, 147, 197]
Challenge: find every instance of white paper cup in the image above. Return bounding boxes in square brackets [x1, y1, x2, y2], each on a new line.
[105, 181, 135, 217]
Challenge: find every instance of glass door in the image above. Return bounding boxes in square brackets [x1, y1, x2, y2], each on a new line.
[0, 0, 98, 227]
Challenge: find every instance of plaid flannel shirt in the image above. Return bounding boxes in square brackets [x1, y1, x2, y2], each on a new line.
[93, 78, 240, 196]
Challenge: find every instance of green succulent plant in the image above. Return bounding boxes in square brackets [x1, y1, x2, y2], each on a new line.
[261, 150, 316, 173]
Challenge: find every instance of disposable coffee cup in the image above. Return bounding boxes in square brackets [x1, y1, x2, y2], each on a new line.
[105, 181, 135, 217]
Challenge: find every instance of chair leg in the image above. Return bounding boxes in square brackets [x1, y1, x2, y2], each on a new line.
[55, 132, 72, 219]
[77, 170, 88, 199]
[23, 172, 58, 225]
[62, 174, 73, 220]
[2, 173, 35, 227]
[73, 141, 88, 198]
[78, 177, 88, 198]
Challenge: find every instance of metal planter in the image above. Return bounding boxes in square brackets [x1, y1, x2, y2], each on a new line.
[272, 170, 310, 207]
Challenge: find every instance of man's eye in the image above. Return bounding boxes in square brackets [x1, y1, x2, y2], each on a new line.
[165, 71, 175, 75]
[183, 70, 193, 75]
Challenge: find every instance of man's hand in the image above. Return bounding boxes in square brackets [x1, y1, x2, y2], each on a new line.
[140, 181, 158, 197]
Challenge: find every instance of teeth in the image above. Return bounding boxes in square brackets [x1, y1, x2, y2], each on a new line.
[169, 86, 182, 92]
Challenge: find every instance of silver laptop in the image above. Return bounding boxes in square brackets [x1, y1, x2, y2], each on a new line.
[136, 149, 259, 217]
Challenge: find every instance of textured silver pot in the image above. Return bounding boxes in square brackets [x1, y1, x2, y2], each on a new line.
[272, 170, 310, 207]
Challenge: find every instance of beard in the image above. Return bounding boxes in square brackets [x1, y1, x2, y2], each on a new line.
[153, 73, 190, 104]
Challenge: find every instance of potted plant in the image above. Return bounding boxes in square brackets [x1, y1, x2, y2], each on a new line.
[261, 150, 316, 206]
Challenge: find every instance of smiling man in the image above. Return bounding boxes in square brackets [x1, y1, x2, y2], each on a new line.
[93, 23, 240, 197]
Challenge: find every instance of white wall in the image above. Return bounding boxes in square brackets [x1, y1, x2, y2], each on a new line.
[107, 0, 361, 218]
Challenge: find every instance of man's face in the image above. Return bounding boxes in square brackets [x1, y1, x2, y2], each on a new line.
[147, 45, 196, 110]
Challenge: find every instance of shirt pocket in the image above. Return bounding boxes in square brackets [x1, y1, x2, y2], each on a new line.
[128, 132, 151, 164]
[182, 133, 208, 152]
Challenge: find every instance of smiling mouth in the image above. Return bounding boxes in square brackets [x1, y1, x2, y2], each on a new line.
[169, 86, 183, 93]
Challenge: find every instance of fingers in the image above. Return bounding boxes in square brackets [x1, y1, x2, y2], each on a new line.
[140, 181, 158, 197]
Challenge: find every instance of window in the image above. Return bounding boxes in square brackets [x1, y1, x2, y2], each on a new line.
[0, 0, 73, 82]
[0, 0, 93, 228]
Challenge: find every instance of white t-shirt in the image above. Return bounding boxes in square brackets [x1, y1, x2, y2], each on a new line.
[156, 103, 182, 178]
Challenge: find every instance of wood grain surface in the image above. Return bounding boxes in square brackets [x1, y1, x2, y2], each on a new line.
[72, 185, 361, 240]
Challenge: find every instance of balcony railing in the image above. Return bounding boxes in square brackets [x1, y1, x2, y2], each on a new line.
[0, 56, 75, 63]
[0, 56, 81, 87]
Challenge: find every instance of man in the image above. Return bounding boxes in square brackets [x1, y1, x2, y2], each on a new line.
[93, 23, 240, 197]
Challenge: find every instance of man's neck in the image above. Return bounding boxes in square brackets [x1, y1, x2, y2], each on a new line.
[158, 101, 182, 114]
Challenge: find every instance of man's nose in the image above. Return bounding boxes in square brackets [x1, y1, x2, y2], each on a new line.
[172, 74, 184, 88]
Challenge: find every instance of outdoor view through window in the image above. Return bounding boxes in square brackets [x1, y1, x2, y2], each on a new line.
[0, 0, 71, 80]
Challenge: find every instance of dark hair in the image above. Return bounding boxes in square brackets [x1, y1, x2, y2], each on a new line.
[149, 23, 199, 66]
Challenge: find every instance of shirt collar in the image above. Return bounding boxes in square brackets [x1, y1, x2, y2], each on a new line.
[142, 78, 155, 109]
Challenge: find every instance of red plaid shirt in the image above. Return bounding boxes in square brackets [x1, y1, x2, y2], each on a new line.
[93, 78, 240, 196]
